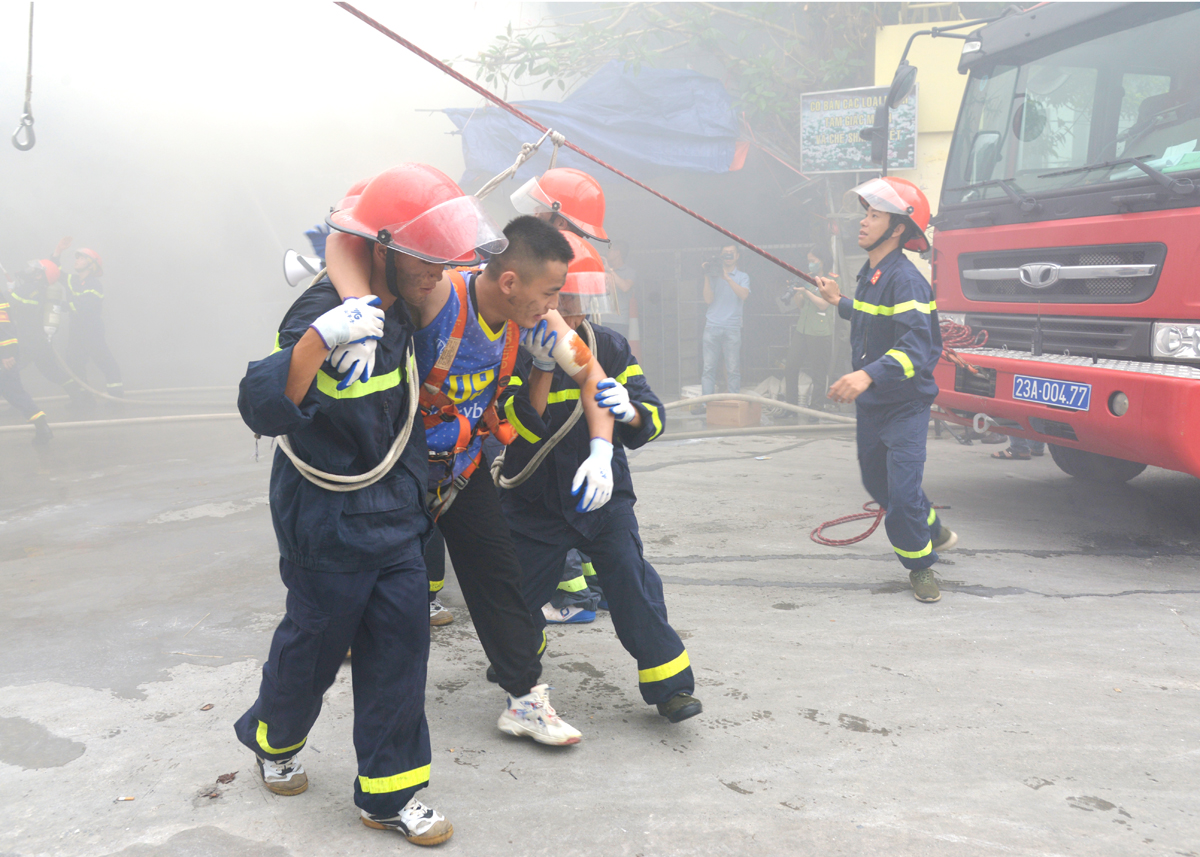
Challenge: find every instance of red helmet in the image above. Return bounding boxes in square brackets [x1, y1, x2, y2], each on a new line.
[76, 248, 103, 275]
[557, 231, 609, 317]
[510, 167, 608, 242]
[851, 176, 931, 252]
[26, 259, 60, 284]
[335, 177, 370, 213]
[328, 164, 507, 265]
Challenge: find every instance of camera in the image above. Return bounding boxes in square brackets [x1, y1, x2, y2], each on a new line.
[701, 256, 722, 276]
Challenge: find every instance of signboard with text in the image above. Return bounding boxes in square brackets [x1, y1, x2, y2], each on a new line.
[800, 84, 918, 173]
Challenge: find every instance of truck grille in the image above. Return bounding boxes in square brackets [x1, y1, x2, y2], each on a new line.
[962, 314, 1152, 360]
[958, 243, 1165, 303]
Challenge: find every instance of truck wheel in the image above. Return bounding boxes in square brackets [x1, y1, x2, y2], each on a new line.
[1047, 444, 1147, 483]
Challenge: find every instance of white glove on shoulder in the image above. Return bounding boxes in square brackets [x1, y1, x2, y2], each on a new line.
[595, 377, 636, 424]
[571, 437, 614, 513]
[309, 296, 384, 350]
[328, 338, 377, 390]
[521, 319, 558, 371]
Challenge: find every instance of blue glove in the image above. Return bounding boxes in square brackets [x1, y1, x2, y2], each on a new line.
[521, 319, 558, 371]
[304, 223, 330, 261]
[571, 438, 614, 512]
[328, 338, 377, 390]
[595, 377, 636, 423]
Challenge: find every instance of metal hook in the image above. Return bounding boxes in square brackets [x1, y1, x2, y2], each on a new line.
[11, 113, 34, 151]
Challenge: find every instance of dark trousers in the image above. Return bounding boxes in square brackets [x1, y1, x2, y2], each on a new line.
[425, 527, 446, 604]
[785, 333, 832, 405]
[433, 465, 544, 697]
[549, 549, 602, 611]
[234, 556, 431, 817]
[856, 400, 943, 571]
[508, 507, 692, 705]
[0, 368, 41, 420]
[67, 315, 121, 388]
[13, 320, 72, 389]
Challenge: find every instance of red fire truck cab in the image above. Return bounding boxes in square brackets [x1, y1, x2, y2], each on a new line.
[930, 1, 1200, 481]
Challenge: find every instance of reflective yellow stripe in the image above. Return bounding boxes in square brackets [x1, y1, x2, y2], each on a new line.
[885, 349, 915, 379]
[9, 292, 37, 306]
[315, 367, 401, 400]
[508, 376, 523, 387]
[638, 650, 690, 684]
[557, 575, 588, 593]
[537, 630, 547, 655]
[581, 561, 596, 577]
[547, 388, 581, 405]
[255, 720, 306, 756]
[0, 338, 17, 347]
[614, 364, 644, 384]
[852, 299, 935, 316]
[429, 579, 444, 593]
[644, 402, 663, 440]
[894, 540, 933, 559]
[29, 411, 45, 421]
[358, 764, 431, 794]
[271, 333, 283, 355]
[927, 508, 937, 526]
[504, 395, 541, 443]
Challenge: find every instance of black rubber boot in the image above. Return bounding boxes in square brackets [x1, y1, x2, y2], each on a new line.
[657, 693, 703, 723]
[32, 415, 53, 446]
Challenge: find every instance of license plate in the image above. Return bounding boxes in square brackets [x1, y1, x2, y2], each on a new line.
[1012, 374, 1091, 411]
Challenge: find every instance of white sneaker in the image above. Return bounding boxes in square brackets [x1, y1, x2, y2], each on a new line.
[362, 796, 453, 845]
[429, 598, 454, 627]
[497, 683, 582, 745]
[541, 602, 596, 624]
[256, 754, 308, 795]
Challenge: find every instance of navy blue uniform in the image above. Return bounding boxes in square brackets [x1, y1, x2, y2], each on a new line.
[498, 323, 693, 705]
[7, 276, 75, 392]
[234, 280, 436, 817]
[65, 272, 122, 394]
[0, 294, 43, 422]
[838, 249, 946, 570]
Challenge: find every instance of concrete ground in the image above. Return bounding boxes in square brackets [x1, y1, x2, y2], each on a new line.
[2, 401, 1198, 857]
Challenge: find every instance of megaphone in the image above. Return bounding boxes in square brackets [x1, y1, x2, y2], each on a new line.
[283, 249, 324, 288]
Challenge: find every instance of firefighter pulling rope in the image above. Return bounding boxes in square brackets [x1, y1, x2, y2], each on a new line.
[11, 2, 36, 151]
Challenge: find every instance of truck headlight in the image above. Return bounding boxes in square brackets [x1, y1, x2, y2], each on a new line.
[962, 40, 982, 55]
[1152, 322, 1200, 361]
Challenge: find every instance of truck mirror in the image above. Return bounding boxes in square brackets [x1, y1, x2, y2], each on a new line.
[888, 61, 918, 108]
[966, 131, 1001, 182]
[860, 104, 890, 165]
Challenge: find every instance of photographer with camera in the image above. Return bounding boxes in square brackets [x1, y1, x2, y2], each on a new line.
[699, 244, 750, 408]
[779, 248, 835, 420]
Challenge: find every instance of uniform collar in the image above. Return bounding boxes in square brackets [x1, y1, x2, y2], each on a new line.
[858, 248, 905, 285]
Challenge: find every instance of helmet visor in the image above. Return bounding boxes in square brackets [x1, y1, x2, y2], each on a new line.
[329, 195, 508, 265]
[851, 177, 916, 217]
[510, 176, 607, 241]
[557, 270, 610, 316]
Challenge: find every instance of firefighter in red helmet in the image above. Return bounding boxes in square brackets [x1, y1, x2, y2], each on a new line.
[233, 163, 508, 845]
[815, 176, 958, 604]
[66, 248, 124, 398]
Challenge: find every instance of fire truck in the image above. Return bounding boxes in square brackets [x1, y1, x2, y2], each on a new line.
[915, 2, 1200, 482]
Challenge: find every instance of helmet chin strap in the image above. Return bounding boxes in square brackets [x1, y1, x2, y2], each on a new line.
[384, 248, 400, 299]
[864, 216, 905, 254]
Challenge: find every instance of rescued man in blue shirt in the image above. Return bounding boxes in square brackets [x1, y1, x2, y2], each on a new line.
[325, 213, 620, 748]
[815, 177, 958, 604]
[233, 164, 499, 846]
[496, 231, 702, 723]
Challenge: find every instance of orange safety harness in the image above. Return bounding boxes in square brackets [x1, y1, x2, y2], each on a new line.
[420, 270, 519, 514]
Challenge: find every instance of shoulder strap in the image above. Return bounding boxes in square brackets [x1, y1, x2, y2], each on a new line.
[421, 270, 469, 399]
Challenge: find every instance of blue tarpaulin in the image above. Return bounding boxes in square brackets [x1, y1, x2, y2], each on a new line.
[442, 61, 739, 189]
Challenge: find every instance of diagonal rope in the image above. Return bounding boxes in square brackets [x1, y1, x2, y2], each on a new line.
[333, 2, 819, 287]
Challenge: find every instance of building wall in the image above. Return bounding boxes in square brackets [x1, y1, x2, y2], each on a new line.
[874, 22, 972, 223]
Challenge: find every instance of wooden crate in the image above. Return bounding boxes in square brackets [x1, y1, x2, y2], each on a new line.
[705, 399, 762, 428]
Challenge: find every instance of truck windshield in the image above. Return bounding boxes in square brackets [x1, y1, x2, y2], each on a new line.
[944, 6, 1200, 205]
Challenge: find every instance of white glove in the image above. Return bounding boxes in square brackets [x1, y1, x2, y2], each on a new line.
[309, 296, 384, 350]
[328, 338, 377, 390]
[521, 319, 558, 371]
[571, 438, 614, 512]
[595, 377, 636, 424]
